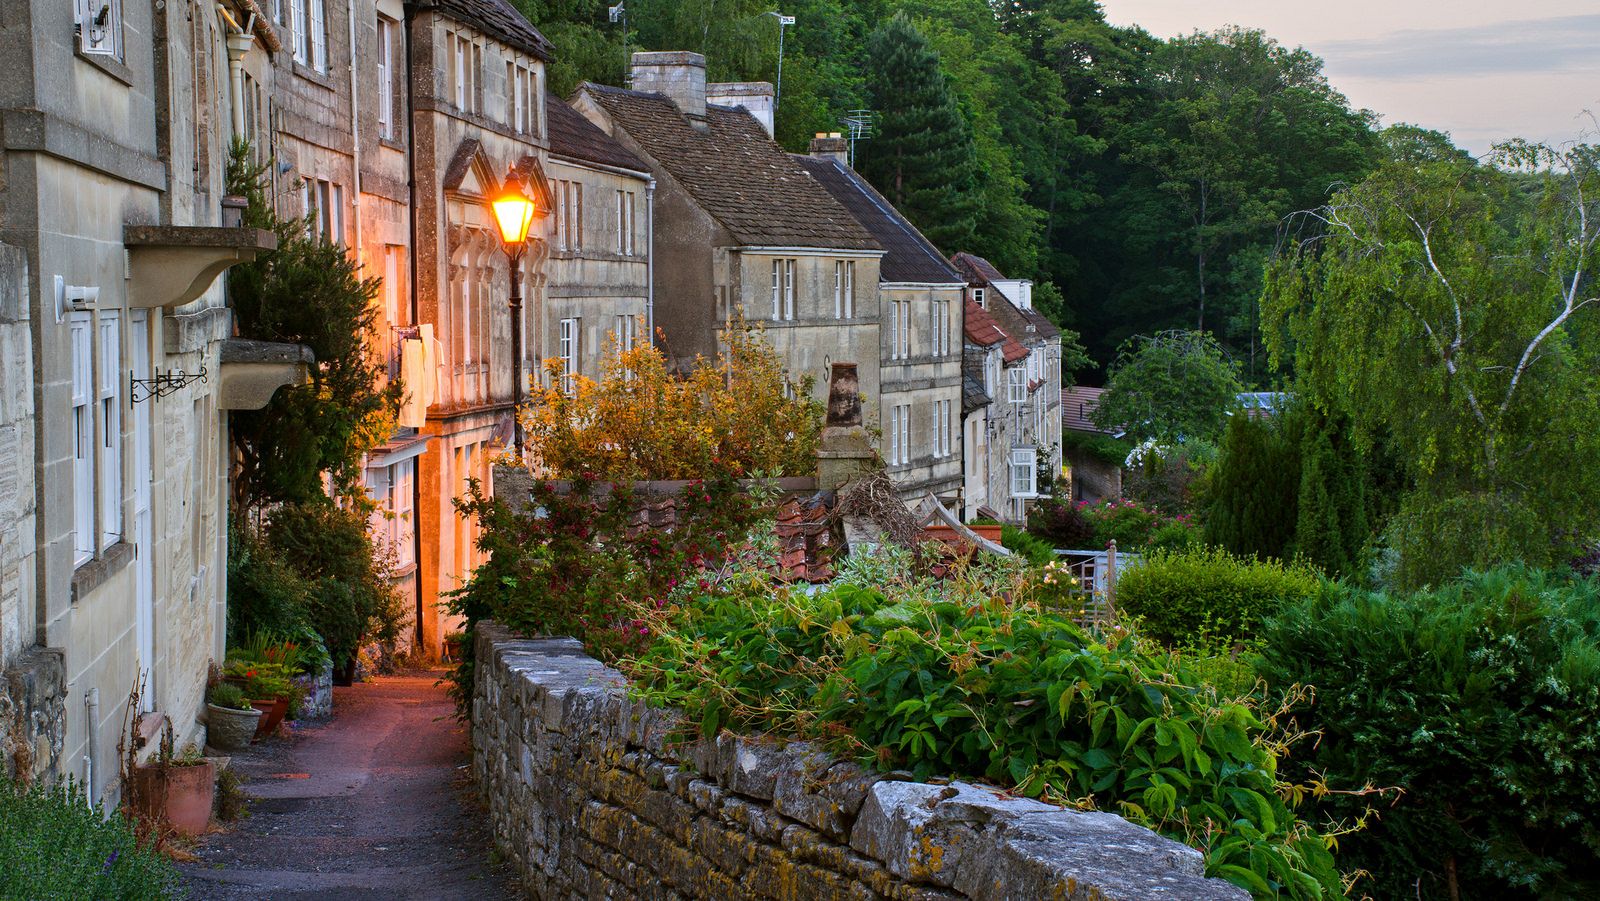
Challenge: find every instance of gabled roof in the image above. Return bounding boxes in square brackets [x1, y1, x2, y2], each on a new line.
[951, 251, 1006, 286]
[965, 299, 1028, 364]
[952, 252, 1061, 342]
[546, 92, 649, 174]
[580, 84, 878, 251]
[791, 156, 961, 284]
[414, 0, 552, 60]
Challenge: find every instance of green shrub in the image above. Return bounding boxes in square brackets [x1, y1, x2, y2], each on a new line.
[626, 559, 1344, 898]
[208, 682, 248, 710]
[1026, 498, 1096, 548]
[265, 502, 406, 668]
[0, 779, 181, 900]
[1116, 547, 1320, 645]
[1081, 497, 1201, 552]
[226, 523, 315, 646]
[1000, 524, 1056, 565]
[1257, 567, 1600, 899]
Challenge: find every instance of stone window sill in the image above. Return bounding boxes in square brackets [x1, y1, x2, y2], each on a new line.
[293, 62, 336, 91]
[76, 46, 134, 86]
[72, 540, 134, 603]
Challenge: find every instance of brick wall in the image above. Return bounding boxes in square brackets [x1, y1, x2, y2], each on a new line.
[472, 624, 1247, 900]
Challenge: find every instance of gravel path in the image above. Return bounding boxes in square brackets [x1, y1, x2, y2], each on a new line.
[179, 671, 517, 900]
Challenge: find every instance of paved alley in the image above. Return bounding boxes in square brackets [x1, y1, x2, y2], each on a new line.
[180, 672, 517, 900]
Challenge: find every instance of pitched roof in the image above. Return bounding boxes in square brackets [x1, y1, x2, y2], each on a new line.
[580, 84, 878, 251]
[546, 92, 648, 173]
[791, 156, 961, 283]
[984, 293, 1042, 362]
[1018, 305, 1061, 340]
[1062, 386, 1109, 433]
[962, 353, 992, 415]
[951, 251, 1062, 342]
[414, 0, 552, 59]
[951, 251, 1006, 285]
[965, 299, 1028, 364]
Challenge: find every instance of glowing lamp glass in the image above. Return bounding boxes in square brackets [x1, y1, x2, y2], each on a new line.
[492, 192, 536, 245]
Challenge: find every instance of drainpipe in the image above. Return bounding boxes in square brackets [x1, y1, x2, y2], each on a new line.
[403, 3, 426, 650]
[84, 688, 100, 807]
[645, 177, 656, 344]
[347, 0, 363, 260]
[219, 9, 255, 139]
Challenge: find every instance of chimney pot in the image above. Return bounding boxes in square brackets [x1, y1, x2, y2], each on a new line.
[808, 132, 850, 167]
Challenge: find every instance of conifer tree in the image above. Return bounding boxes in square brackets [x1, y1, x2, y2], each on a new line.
[858, 12, 982, 252]
[1288, 413, 1369, 577]
[1203, 412, 1298, 561]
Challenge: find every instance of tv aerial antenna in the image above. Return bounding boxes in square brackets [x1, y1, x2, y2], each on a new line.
[609, 2, 630, 84]
[840, 109, 877, 168]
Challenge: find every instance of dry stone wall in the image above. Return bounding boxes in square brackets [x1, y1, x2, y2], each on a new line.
[473, 624, 1248, 901]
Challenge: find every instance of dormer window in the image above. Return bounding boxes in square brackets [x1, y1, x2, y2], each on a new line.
[973, 287, 985, 308]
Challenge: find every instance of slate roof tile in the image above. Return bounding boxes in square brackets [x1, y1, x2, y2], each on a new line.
[582, 84, 878, 251]
[415, 0, 552, 59]
[791, 156, 961, 283]
[546, 92, 649, 173]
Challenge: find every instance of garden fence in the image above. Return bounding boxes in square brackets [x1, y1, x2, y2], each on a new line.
[1053, 541, 1139, 628]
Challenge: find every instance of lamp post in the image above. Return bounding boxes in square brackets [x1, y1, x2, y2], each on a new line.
[491, 166, 537, 456]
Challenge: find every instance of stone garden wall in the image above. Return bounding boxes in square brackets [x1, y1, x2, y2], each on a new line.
[472, 624, 1247, 900]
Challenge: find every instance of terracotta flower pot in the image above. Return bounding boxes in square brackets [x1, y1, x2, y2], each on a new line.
[206, 703, 262, 752]
[131, 761, 215, 837]
[249, 697, 288, 739]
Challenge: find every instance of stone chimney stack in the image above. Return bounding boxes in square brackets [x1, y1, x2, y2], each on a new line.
[707, 82, 775, 136]
[631, 51, 706, 122]
[809, 132, 849, 166]
[817, 363, 880, 491]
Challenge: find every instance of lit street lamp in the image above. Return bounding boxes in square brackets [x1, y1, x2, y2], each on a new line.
[491, 166, 538, 456]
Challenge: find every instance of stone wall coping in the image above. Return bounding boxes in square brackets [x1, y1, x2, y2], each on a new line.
[475, 623, 1249, 900]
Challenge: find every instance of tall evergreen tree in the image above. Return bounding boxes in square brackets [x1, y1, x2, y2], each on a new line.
[858, 12, 982, 253]
[1289, 416, 1368, 578]
[1204, 412, 1299, 560]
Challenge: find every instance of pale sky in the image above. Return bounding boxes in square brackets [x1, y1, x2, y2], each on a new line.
[1098, 1, 1600, 156]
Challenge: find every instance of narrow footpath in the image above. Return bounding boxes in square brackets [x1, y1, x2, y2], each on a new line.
[180, 671, 517, 900]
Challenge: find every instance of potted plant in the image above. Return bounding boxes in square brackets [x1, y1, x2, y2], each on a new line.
[126, 721, 215, 838]
[222, 659, 295, 739]
[205, 682, 261, 752]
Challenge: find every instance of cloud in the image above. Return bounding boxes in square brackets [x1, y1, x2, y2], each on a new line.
[1319, 14, 1600, 79]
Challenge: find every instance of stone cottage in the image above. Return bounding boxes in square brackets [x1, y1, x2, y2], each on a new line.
[0, 0, 296, 797]
[542, 91, 654, 386]
[569, 53, 887, 414]
[953, 254, 1064, 522]
[794, 136, 965, 505]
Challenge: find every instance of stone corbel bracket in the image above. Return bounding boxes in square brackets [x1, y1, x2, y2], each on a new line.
[124, 225, 276, 310]
[219, 339, 314, 410]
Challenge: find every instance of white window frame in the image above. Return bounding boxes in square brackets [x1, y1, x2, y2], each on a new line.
[308, 0, 327, 72]
[559, 317, 580, 395]
[290, 0, 307, 64]
[783, 259, 796, 320]
[70, 313, 95, 566]
[1007, 365, 1027, 404]
[98, 312, 122, 549]
[554, 180, 567, 250]
[771, 260, 782, 321]
[571, 182, 584, 251]
[377, 16, 397, 138]
[973, 287, 986, 308]
[1011, 447, 1037, 498]
[394, 458, 415, 567]
[75, 0, 123, 58]
[844, 262, 854, 318]
[453, 35, 467, 109]
[899, 403, 912, 465]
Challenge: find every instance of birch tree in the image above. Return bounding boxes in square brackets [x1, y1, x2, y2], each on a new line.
[1262, 141, 1600, 586]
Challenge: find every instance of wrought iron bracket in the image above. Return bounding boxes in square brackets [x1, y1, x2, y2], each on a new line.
[130, 364, 208, 405]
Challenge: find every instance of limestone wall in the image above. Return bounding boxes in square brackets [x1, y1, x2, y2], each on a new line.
[473, 624, 1247, 901]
